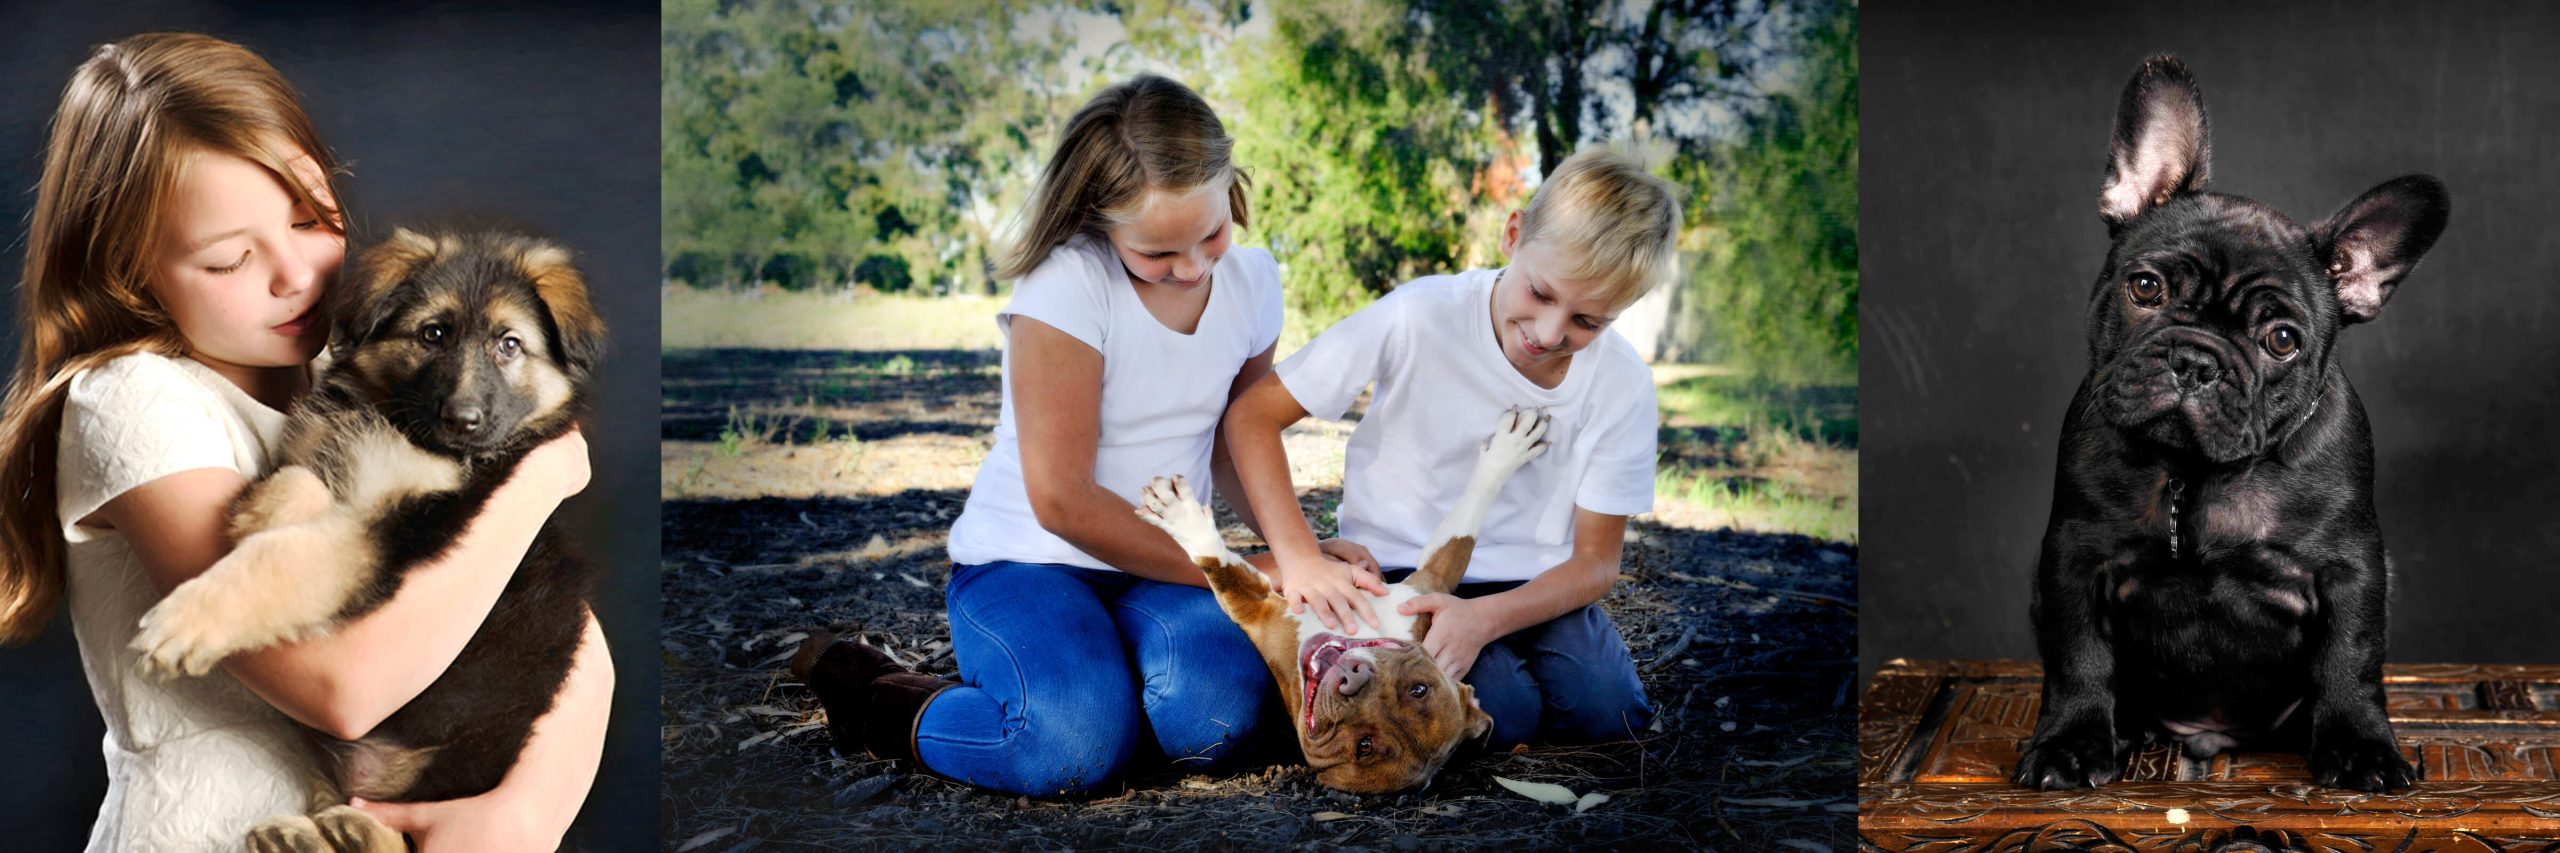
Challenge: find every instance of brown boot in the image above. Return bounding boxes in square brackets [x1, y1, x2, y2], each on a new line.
[790, 631, 910, 753]
[860, 672, 954, 767]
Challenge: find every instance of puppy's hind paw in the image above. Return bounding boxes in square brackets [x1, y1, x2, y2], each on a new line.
[2311, 730, 2419, 792]
[1136, 475, 1227, 561]
[2011, 726, 2125, 790]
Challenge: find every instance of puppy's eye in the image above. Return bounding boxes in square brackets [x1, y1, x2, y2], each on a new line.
[420, 323, 447, 344]
[2127, 273, 2166, 307]
[1356, 735, 1374, 759]
[1408, 683, 1429, 699]
[2264, 326, 2299, 358]
[498, 335, 523, 357]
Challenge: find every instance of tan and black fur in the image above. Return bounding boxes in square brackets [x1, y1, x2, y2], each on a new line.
[127, 227, 608, 851]
[1138, 408, 1547, 793]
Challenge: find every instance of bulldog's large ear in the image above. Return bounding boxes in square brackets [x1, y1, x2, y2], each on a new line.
[512, 237, 610, 378]
[332, 227, 441, 349]
[2314, 175, 2450, 324]
[2100, 55, 2211, 226]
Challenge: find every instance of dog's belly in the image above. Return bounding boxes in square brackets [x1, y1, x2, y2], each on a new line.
[1291, 584, 1425, 647]
[2112, 564, 2314, 747]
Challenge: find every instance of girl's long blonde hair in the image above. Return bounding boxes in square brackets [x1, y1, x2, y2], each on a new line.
[995, 73, 1249, 281]
[0, 33, 347, 644]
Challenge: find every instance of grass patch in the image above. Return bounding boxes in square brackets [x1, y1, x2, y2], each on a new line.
[1651, 365, 1857, 544]
[663, 286, 1004, 351]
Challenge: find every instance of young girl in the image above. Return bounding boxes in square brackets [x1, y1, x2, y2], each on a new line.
[794, 73, 1378, 796]
[0, 33, 610, 851]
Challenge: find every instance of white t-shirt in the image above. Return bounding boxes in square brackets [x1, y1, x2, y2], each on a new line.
[55, 352, 327, 852]
[946, 235, 1283, 571]
[1276, 269, 1657, 582]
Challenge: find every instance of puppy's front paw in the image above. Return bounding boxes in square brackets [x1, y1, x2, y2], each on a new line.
[1478, 407, 1550, 473]
[2311, 726, 2418, 792]
[131, 577, 244, 680]
[2012, 723, 2124, 790]
[1136, 475, 1227, 561]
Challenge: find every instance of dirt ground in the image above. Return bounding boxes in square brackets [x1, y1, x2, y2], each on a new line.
[661, 348, 1858, 851]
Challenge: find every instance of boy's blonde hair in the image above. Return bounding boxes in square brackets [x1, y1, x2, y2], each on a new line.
[994, 74, 1248, 281]
[1514, 145, 1685, 310]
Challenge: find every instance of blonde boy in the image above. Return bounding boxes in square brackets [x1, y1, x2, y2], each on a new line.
[1226, 147, 1679, 748]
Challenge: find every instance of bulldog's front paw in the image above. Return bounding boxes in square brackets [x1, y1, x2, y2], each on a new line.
[1137, 475, 1228, 562]
[2012, 721, 2125, 789]
[1478, 407, 1550, 475]
[2311, 724, 2418, 792]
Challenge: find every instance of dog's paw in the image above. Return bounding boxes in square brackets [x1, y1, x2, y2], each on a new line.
[130, 577, 246, 680]
[313, 804, 404, 853]
[2012, 724, 2124, 790]
[245, 815, 328, 853]
[1136, 475, 1227, 561]
[1478, 407, 1550, 474]
[2311, 727, 2418, 792]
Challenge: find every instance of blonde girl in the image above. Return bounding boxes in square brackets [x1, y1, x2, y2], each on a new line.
[0, 33, 608, 851]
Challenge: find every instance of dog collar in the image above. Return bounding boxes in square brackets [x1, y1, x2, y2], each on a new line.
[2166, 477, 2184, 559]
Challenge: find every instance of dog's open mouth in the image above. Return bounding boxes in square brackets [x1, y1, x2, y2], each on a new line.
[1298, 634, 1409, 736]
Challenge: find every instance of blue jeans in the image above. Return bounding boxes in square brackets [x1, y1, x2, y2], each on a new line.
[1384, 569, 1655, 750]
[916, 561, 1279, 796]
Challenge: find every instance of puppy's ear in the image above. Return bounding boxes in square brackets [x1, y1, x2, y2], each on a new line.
[513, 238, 609, 377]
[332, 228, 441, 350]
[2314, 175, 2450, 324]
[1459, 685, 1494, 749]
[2100, 55, 2210, 226]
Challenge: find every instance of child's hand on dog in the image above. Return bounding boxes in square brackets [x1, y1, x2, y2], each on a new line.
[1314, 537, 1381, 579]
[1273, 550, 1388, 632]
[522, 427, 593, 500]
[1400, 594, 1494, 680]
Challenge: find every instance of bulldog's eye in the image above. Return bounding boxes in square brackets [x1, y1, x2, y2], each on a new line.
[2264, 326, 2299, 358]
[419, 323, 447, 344]
[498, 335, 524, 358]
[1356, 735, 1375, 759]
[1408, 683, 1429, 699]
[2127, 273, 2166, 307]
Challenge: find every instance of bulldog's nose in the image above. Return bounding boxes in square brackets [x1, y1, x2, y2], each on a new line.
[2168, 348, 2220, 389]
[1335, 657, 1374, 696]
[443, 398, 486, 432]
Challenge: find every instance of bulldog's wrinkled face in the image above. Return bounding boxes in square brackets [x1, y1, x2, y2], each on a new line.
[2091, 195, 2331, 463]
[1289, 634, 1493, 794]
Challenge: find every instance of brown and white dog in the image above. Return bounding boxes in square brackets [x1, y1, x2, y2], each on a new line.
[1136, 407, 1551, 793]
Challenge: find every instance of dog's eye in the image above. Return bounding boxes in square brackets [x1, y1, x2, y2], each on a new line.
[420, 323, 447, 344]
[499, 335, 523, 357]
[2127, 273, 2166, 307]
[1408, 683, 1428, 699]
[1356, 735, 1374, 759]
[2264, 326, 2299, 358]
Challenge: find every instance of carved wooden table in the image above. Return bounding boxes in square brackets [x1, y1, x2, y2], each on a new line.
[1859, 659, 2560, 851]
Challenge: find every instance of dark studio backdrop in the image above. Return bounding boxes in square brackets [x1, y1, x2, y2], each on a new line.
[1861, 0, 2560, 686]
[0, 2, 659, 849]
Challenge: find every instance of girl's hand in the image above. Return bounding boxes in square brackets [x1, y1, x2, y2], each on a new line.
[1315, 537, 1381, 581]
[1273, 551, 1386, 632]
[350, 793, 544, 853]
[1398, 593, 1497, 680]
[524, 427, 591, 499]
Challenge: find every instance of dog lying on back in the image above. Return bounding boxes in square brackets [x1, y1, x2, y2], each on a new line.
[1135, 408, 1552, 793]
[127, 227, 608, 851]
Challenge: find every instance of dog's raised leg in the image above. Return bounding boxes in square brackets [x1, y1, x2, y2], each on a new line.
[131, 512, 376, 679]
[1407, 407, 1549, 598]
[1136, 476, 1280, 627]
[227, 466, 335, 541]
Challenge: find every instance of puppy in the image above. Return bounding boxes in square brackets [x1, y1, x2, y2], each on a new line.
[2014, 56, 2448, 793]
[127, 227, 609, 850]
[1134, 409, 1549, 793]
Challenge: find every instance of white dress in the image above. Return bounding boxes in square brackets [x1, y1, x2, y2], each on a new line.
[56, 352, 325, 852]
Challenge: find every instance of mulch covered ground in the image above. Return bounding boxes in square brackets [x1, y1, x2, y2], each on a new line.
[660, 349, 1858, 851]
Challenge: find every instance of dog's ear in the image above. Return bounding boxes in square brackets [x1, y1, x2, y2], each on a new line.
[2314, 175, 2450, 324]
[512, 238, 609, 377]
[2100, 55, 2210, 226]
[332, 227, 440, 350]
[1459, 685, 1494, 749]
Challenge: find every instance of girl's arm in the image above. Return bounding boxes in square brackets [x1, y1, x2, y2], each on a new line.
[1011, 317, 1223, 587]
[1208, 341, 1279, 541]
[1399, 507, 1629, 679]
[95, 430, 590, 739]
[351, 611, 612, 852]
[1224, 371, 1387, 630]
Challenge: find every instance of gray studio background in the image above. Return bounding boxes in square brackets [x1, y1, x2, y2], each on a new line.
[1862, 0, 2560, 687]
[0, 3, 659, 849]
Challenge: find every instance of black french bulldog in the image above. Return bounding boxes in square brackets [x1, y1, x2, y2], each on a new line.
[2013, 55, 2449, 793]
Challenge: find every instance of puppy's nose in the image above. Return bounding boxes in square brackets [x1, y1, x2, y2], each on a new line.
[1335, 658, 1374, 696]
[2168, 348, 2220, 388]
[443, 399, 486, 432]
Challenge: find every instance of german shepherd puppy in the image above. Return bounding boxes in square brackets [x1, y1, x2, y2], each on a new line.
[127, 227, 608, 851]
